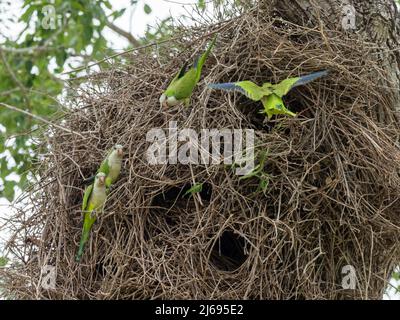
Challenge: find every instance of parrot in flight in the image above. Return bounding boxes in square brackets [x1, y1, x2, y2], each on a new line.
[97, 144, 124, 189]
[208, 70, 328, 119]
[76, 172, 107, 262]
[159, 35, 217, 108]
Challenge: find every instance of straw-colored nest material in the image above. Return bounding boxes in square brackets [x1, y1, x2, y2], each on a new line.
[2, 7, 400, 299]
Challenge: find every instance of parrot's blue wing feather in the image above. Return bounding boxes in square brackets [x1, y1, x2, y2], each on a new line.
[292, 70, 329, 88]
[208, 83, 246, 95]
[193, 55, 200, 69]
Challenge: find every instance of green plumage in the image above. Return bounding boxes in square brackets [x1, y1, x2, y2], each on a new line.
[76, 173, 107, 262]
[97, 145, 123, 188]
[160, 35, 217, 107]
[208, 70, 328, 119]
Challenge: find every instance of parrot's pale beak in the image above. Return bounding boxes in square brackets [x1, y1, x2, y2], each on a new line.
[117, 148, 123, 157]
[99, 176, 105, 184]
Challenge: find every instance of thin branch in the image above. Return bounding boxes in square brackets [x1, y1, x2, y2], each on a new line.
[0, 102, 85, 139]
[62, 28, 223, 75]
[0, 28, 63, 54]
[105, 19, 140, 47]
[0, 47, 30, 108]
[0, 45, 52, 54]
[0, 88, 20, 96]
[0, 49, 28, 94]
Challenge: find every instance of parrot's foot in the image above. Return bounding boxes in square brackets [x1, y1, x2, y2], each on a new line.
[107, 185, 114, 193]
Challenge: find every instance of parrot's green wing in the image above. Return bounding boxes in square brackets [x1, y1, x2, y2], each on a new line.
[97, 150, 112, 176]
[165, 68, 198, 100]
[167, 61, 189, 88]
[164, 35, 217, 101]
[208, 81, 271, 101]
[271, 78, 299, 97]
[82, 184, 93, 212]
[272, 70, 328, 97]
[83, 150, 112, 185]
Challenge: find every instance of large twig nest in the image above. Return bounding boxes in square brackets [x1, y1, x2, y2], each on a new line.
[2, 6, 400, 299]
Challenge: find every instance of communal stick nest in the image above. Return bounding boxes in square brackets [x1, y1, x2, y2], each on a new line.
[2, 5, 400, 299]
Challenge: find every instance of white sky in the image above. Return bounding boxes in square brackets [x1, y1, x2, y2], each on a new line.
[0, 0, 399, 300]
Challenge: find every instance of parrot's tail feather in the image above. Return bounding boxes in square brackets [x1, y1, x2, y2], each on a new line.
[76, 231, 90, 262]
[194, 34, 217, 70]
[294, 70, 329, 87]
[208, 83, 246, 95]
[76, 241, 86, 262]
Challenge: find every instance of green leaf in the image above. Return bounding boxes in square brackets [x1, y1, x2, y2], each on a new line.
[2, 181, 15, 202]
[184, 183, 203, 196]
[103, 1, 112, 10]
[258, 176, 269, 193]
[0, 256, 9, 267]
[239, 164, 261, 180]
[143, 4, 152, 14]
[20, 4, 38, 22]
[112, 8, 126, 20]
[198, 0, 206, 10]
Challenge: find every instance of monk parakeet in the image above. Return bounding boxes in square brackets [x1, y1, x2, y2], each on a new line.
[76, 172, 107, 262]
[96, 144, 123, 188]
[208, 70, 328, 119]
[159, 35, 217, 108]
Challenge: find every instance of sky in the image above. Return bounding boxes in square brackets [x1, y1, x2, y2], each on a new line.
[0, 0, 399, 299]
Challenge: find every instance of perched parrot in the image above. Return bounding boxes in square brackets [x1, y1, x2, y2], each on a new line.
[76, 172, 107, 262]
[208, 70, 328, 119]
[97, 144, 124, 189]
[159, 35, 217, 108]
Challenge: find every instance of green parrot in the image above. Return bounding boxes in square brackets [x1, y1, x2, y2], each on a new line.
[208, 70, 328, 119]
[76, 172, 107, 262]
[159, 35, 217, 108]
[97, 144, 124, 189]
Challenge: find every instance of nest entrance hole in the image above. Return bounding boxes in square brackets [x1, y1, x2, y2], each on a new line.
[151, 182, 213, 207]
[209, 229, 248, 272]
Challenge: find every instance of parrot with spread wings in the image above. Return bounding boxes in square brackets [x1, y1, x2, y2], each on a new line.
[208, 70, 328, 119]
[76, 172, 107, 262]
[159, 35, 217, 108]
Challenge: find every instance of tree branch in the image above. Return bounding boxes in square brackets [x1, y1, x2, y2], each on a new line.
[0, 47, 30, 108]
[105, 19, 141, 47]
[0, 102, 84, 138]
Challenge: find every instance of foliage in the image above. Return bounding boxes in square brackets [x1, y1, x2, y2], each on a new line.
[184, 183, 203, 196]
[0, 256, 8, 267]
[238, 150, 269, 194]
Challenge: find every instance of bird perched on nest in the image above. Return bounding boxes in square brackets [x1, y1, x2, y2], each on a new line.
[208, 70, 328, 119]
[76, 172, 107, 262]
[159, 35, 217, 108]
[84, 144, 124, 189]
[76, 145, 123, 262]
[97, 144, 124, 189]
